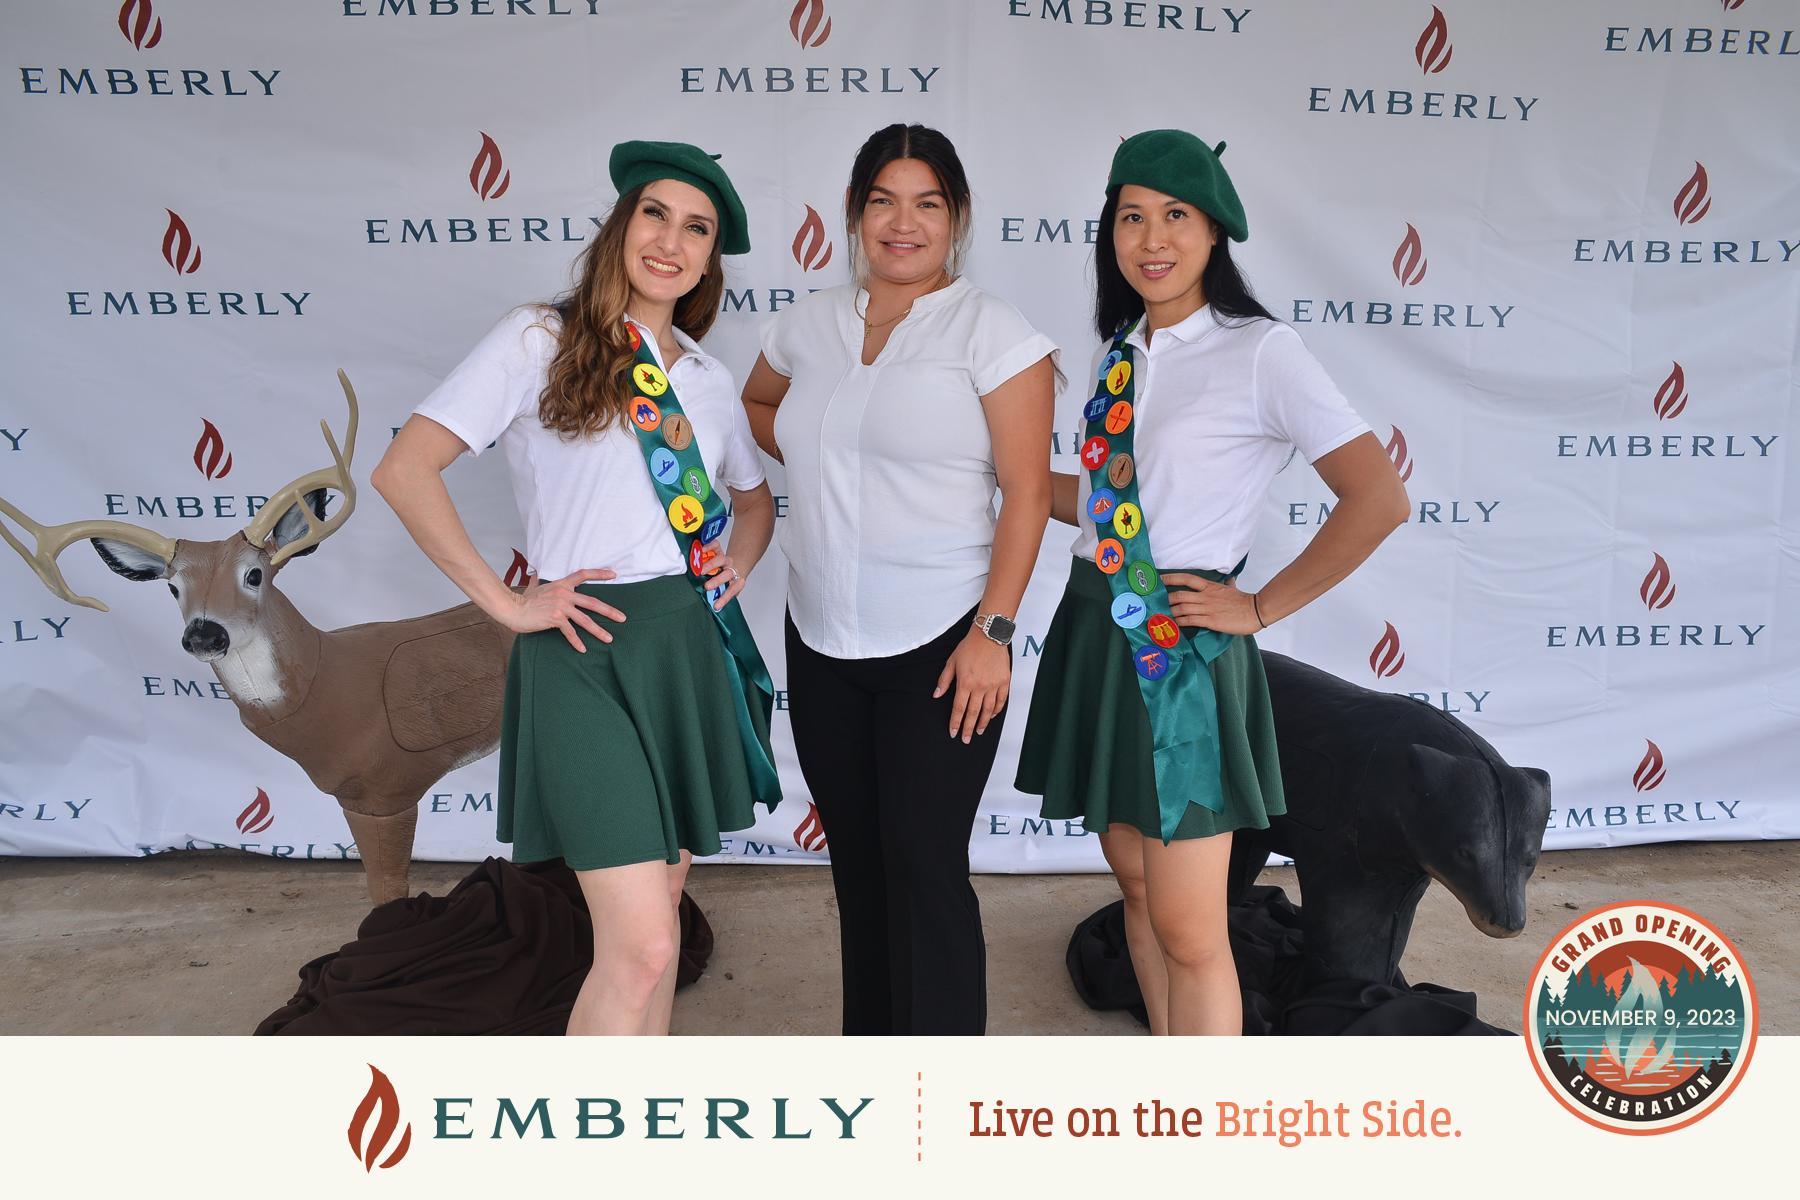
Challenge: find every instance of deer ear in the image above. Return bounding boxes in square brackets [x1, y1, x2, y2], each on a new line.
[268, 489, 332, 559]
[90, 537, 171, 581]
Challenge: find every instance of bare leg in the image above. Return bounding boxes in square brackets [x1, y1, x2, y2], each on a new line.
[1142, 831, 1240, 1036]
[641, 851, 692, 1036]
[568, 861, 679, 1036]
[1099, 824, 1169, 1035]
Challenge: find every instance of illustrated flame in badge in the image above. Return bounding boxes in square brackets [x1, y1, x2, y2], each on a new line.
[503, 548, 531, 588]
[1391, 224, 1428, 287]
[790, 0, 832, 48]
[1653, 362, 1688, 421]
[792, 205, 834, 272]
[234, 787, 274, 835]
[1369, 622, 1406, 678]
[793, 802, 828, 852]
[348, 1065, 412, 1172]
[1384, 426, 1415, 483]
[1414, 6, 1453, 75]
[118, 0, 163, 50]
[192, 419, 233, 480]
[469, 132, 512, 201]
[1639, 553, 1676, 611]
[1632, 740, 1667, 792]
[1673, 162, 1711, 225]
[161, 209, 201, 275]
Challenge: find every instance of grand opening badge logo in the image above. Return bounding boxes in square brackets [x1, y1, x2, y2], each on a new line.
[1525, 902, 1756, 1134]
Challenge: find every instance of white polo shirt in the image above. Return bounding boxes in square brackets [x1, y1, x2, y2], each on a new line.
[415, 305, 766, 583]
[1070, 305, 1369, 571]
[762, 278, 1059, 659]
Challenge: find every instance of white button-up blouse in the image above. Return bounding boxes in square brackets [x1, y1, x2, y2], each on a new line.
[761, 278, 1058, 659]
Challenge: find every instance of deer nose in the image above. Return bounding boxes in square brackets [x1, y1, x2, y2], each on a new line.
[181, 618, 229, 657]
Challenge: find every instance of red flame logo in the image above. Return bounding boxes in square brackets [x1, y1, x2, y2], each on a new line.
[118, 0, 163, 50]
[348, 1065, 412, 1172]
[234, 787, 273, 835]
[1415, 6, 1452, 74]
[1673, 162, 1711, 225]
[503, 548, 531, 588]
[1384, 425, 1415, 483]
[193, 419, 233, 480]
[469, 132, 512, 201]
[1391, 224, 1428, 286]
[793, 803, 828, 852]
[1632, 740, 1667, 792]
[1721, 0, 1744, 11]
[1653, 362, 1688, 421]
[1639, 553, 1676, 611]
[791, 205, 834, 272]
[790, 0, 832, 48]
[161, 209, 201, 275]
[1369, 622, 1406, 678]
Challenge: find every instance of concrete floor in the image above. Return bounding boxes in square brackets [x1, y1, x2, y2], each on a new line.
[0, 841, 1793, 1035]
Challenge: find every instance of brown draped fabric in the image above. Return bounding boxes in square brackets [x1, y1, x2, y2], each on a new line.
[256, 857, 712, 1035]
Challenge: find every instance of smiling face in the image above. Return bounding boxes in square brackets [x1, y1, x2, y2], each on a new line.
[1112, 183, 1218, 312]
[621, 179, 720, 312]
[855, 157, 957, 286]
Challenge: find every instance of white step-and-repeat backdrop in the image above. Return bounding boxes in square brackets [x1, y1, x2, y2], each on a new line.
[3, 0, 1796, 872]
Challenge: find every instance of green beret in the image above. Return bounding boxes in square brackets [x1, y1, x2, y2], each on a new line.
[608, 140, 751, 255]
[1108, 129, 1247, 243]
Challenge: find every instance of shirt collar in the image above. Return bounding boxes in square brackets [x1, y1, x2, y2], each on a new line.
[1125, 302, 1220, 353]
[852, 274, 971, 320]
[624, 314, 718, 373]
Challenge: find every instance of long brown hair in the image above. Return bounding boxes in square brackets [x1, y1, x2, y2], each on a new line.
[538, 184, 726, 439]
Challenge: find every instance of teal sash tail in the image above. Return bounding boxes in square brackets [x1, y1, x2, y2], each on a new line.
[1079, 322, 1237, 841]
[623, 326, 783, 811]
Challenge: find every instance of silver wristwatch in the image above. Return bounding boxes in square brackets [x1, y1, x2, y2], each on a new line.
[974, 613, 1016, 646]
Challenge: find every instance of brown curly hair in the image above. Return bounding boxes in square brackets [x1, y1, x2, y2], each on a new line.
[537, 184, 726, 439]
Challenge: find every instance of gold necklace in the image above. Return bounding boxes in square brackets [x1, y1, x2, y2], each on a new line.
[859, 271, 949, 337]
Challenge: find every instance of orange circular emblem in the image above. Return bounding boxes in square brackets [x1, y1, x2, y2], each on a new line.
[629, 396, 662, 432]
[1095, 538, 1125, 575]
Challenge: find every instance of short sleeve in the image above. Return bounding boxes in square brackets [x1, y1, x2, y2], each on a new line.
[1252, 325, 1370, 463]
[414, 307, 554, 457]
[714, 371, 768, 493]
[758, 306, 798, 378]
[969, 292, 1061, 396]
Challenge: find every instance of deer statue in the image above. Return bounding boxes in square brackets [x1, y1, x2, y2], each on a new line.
[0, 372, 515, 905]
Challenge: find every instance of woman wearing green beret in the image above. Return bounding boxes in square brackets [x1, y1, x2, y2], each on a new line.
[1016, 130, 1410, 1036]
[375, 140, 780, 1035]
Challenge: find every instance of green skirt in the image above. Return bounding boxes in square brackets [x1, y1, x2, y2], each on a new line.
[497, 574, 768, 870]
[1015, 557, 1285, 840]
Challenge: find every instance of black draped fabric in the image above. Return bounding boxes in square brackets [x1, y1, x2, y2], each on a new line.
[1066, 888, 1510, 1036]
[256, 857, 712, 1035]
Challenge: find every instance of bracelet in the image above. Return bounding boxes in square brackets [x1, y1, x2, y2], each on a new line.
[1251, 592, 1268, 629]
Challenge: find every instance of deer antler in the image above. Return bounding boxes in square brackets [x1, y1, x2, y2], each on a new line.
[242, 370, 360, 566]
[0, 496, 176, 612]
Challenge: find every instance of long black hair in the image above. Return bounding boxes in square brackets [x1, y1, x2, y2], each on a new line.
[845, 123, 973, 277]
[1093, 186, 1274, 340]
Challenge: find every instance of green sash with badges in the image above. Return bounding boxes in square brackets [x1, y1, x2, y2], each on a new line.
[622, 324, 782, 811]
[1080, 321, 1234, 841]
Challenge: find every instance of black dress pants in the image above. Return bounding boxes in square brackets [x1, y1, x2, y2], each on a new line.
[785, 609, 1007, 1035]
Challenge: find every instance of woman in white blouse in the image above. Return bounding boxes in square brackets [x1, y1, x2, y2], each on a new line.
[742, 124, 1056, 1035]
[1017, 130, 1409, 1035]
[375, 142, 779, 1036]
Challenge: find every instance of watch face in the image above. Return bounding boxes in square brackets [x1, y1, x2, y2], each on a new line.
[986, 615, 1016, 645]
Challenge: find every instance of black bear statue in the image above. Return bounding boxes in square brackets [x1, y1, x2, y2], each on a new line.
[1227, 651, 1554, 985]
